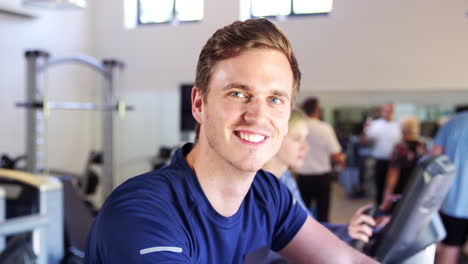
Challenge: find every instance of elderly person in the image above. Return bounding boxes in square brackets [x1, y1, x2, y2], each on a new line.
[381, 116, 426, 210]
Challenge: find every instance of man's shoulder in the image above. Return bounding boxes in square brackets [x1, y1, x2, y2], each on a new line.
[252, 170, 279, 190]
[252, 170, 301, 215]
[252, 170, 284, 201]
[111, 144, 193, 199]
[368, 119, 399, 133]
[99, 169, 189, 219]
[86, 167, 194, 263]
[308, 119, 334, 135]
[119, 159, 188, 192]
[451, 112, 468, 126]
[439, 113, 468, 137]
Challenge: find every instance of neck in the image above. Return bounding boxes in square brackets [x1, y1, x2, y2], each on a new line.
[404, 135, 417, 141]
[310, 112, 320, 119]
[186, 142, 255, 217]
[263, 156, 288, 179]
[263, 158, 287, 179]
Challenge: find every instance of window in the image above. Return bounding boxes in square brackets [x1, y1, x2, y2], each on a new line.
[251, 0, 333, 18]
[138, 0, 204, 25]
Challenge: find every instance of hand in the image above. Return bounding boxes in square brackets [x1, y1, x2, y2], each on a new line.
[347, 204, 377, 243]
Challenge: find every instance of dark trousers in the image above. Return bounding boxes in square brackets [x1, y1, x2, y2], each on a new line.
[297, 173, 331, 222]
[374, 159, 390, 205]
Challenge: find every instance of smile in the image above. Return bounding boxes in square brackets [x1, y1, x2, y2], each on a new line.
[236, 131, 267, 143]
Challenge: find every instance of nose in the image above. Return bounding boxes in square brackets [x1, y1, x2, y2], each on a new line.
[243, 97, 267, 123]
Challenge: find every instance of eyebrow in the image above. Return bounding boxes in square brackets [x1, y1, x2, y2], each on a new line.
[222, 83, 290, 101]
[222, 83, 248, 91]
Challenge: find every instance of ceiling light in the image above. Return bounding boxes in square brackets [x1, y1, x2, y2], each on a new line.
[23, 0, 87, 9]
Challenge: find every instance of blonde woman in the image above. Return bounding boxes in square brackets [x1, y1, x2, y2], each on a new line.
[263, 109, 376, 244]
[381, 116, 426, 210]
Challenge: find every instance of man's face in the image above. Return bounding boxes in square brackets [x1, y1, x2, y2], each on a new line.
[381, 103, 394, 121]
[193, 48, 294, 173]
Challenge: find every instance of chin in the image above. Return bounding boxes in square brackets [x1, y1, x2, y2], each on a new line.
[235, 160, 266, 173]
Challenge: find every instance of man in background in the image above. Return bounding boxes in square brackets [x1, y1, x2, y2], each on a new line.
[364, 103, 401, 204]
[295, 97, 345, 222]
[432, 105, 468, 264]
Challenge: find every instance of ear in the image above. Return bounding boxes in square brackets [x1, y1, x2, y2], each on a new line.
[191, 86, 204, 124]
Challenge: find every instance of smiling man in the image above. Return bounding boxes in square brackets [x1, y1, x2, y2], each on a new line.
[85, 19, 377, 263]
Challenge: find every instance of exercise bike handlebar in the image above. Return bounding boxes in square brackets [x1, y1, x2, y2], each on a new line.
[0, 169, 61, 191]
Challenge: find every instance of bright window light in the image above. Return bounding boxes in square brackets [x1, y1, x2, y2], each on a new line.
[139, 0, 173, 23]
[251, 0, 291, 17]
[251, 0, 333, 18]
[176, 0, 204, 21]
[293, 0, 333, 14]
[138, 0, 203, 25]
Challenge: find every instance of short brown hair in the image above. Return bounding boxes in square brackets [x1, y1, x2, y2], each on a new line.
[301, 97, 319, 116]
[194, 18, 301, 140]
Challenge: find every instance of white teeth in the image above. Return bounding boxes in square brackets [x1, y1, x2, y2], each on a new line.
[239, 132, 265, 143]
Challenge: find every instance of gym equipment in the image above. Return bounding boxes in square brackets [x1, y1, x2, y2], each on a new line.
[0, 187, 4, 250]
[59, 174, 95, 261]
[80, 151, 101, 196]
[0, 154, 26, 170]
[350, 205, 381, 252]
[0, 169, 64, 264]
[17, 49, 133, 203]
[353, 155, 456, 263]
[0, 171, 97, 263]
[151, 146, 178, 170]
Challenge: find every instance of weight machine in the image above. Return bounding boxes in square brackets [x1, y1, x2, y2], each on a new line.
[352, 155, 456, 263]
[0, 169, 63, 264]
[17, 49, 133, 202]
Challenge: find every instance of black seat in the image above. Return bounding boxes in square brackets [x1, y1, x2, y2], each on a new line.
[58, 175, 96, 258]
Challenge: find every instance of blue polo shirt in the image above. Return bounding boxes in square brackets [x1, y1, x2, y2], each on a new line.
[435, 112, 468, 219]
[85, 143, 307, 263]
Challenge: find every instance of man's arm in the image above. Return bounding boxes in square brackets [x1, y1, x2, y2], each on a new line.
[331, 152, 346, 169]
[327, 123, 346, 169]
[279, 216, 378, 264]
[381, 167, 399, 211]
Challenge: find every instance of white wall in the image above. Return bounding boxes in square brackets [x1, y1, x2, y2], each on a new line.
[92, 0, 468, 184]
[284, 0, 468, 92]
[0, 0, 94, 174]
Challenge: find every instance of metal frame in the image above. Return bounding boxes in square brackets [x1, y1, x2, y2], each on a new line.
[0, 186, 4, 251]
[0, 169, 64, 264]
[22, 49, 127, 202]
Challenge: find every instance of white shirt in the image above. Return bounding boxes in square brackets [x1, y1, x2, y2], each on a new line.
[365, 118, 401, 160]
[296, 119, 342, 175]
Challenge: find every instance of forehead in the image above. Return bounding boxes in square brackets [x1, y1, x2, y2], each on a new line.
[209, 48, 294, 96]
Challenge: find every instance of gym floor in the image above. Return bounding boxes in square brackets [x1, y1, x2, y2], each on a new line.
[329, 181, 468, 264]
[329, 181, 372, 224]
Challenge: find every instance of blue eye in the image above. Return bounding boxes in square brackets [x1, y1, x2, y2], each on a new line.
[231, 92, 245, 98]
[269, 97, 281, 104]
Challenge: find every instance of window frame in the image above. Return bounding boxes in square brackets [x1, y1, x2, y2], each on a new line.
[137, 0, 203, 26]
[250, 0, 332, 19]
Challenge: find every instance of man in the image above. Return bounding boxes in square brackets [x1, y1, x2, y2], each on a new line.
[432, 105, 468, 264]
[295, 97, 345, 222]
[85, 19, 377, 263]
[364, 103, 401, 204]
